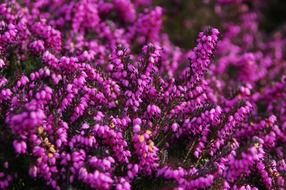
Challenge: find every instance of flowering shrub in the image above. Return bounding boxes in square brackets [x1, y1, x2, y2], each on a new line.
[0, 0, 286, 189]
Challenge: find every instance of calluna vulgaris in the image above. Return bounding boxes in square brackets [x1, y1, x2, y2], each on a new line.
[0, 0, 286, 189]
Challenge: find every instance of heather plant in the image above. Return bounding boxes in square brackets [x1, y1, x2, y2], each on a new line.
[0, 0, 286, 190]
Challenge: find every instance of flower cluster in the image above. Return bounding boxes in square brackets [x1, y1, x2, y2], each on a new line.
[0, 0, 286, 189]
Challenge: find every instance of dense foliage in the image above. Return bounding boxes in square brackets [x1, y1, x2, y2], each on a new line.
[0, 0, 285, 189]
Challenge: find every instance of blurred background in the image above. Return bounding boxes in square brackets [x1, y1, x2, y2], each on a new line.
[155, 0, 286, 49]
